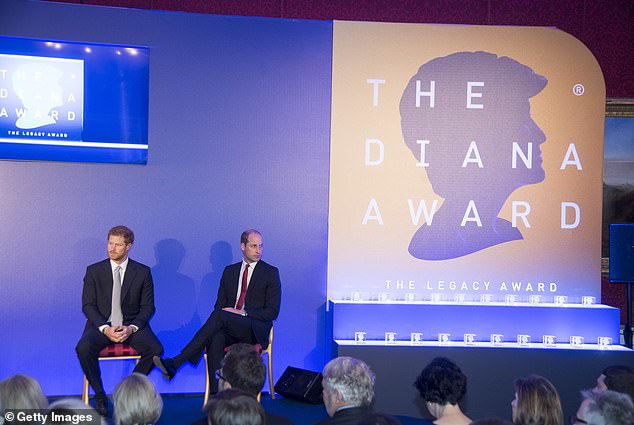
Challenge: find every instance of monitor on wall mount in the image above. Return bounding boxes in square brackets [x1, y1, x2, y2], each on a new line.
[0, 36, 150, 164]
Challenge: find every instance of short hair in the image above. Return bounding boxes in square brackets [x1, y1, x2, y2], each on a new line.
[602, 365, 634, 401]
[414, 357, 467, 405]
[205, 389, 265, 425]
[240, 229, 262, 245]
[48, 398, 102, 425]
[108, 225, 135, 245]
[513, 375, 563, 425]
[583, 389, 634, 425]
[221, 343, 266, 396]
[322, 356, 375, 407]
[0, 373, 48, 410]
[113, 373, 163, 425]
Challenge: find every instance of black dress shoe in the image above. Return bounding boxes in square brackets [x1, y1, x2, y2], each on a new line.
[153, 356, 176, 380]
[95, 394, 108, 417]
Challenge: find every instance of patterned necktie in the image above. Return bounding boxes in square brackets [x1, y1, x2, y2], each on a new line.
[236, 263, 249, 310]
[111, 265, 123, 327]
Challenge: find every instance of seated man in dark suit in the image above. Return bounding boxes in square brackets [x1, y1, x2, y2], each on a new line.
[313, 357, 375, 425]
[154, 229, 281, 395]
[190, 343, 293, 425]
[76, 225, 163, 417]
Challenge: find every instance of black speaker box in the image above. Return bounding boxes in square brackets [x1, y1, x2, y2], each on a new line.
[610, 224, 634, 282]
[274, 366, 323, 404]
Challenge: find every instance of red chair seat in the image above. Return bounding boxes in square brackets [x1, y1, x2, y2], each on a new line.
[99, 344, 139, 357]
[223, 344, 263, 355]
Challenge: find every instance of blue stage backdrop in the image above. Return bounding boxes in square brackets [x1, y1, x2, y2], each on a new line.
[0, 0, 332, 396]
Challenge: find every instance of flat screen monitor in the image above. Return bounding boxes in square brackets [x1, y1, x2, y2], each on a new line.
[0, 36, 149, 164]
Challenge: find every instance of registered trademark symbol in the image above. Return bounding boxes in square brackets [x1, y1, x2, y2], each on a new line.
[573, 84, 585, 96]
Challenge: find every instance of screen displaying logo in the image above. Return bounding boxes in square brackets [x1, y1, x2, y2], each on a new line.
[328, 23, 605, 303]
[0, 36, 149, 164]
[1, 54, 83, 140]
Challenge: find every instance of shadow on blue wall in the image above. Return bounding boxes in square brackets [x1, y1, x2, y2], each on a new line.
[198, 241, 233, 320]
[152, 239, 200, 356]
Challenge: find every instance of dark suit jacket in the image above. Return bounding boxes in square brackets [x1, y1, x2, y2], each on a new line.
[312, 406, 372, 425]
[214, 260, 281, 347]
[81, 258, 155, 330]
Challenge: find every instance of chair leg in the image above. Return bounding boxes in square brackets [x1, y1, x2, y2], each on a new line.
[267, 350, 275, 399]
[203, 353, 210, 406]
[82, 375, 89, 404]
[82, 355, 141, 404]
[81, 356, 141, 404]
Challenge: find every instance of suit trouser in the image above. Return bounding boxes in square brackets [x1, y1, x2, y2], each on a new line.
[178, 310, 257, 393]
[76, 326, 163, 395]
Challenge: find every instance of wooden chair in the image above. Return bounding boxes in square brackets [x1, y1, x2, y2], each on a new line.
[81, 344, 140, 403]
[204, 325, 275, 406]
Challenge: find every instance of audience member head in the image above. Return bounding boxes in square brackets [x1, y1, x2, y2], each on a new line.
[414, 357, 471, 424]
[205, 389, 265, 425]
[113, 373, 163, 425]
[595, 365, 634, 401]
[357, 412, 402, 425]
[512, 374, 563, 425]
[47, 398, 104, 425]
[219, 343, 265, 396]
[582, 389, 634, 425]
[322, 356, 375, 417]
[414, 357, 467, 406]
[0, 374, 48, 410]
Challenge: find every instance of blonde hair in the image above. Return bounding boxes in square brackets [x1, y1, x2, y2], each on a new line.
[513, 375, 563, 425]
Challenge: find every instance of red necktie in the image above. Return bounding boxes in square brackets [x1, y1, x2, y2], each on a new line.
[236, 263, 249, 310]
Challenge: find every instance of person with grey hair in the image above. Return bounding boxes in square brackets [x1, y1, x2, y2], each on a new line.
[0, 373, 48, 412]
[574, 389, 634, 425]
[313, 356, 376, 425]
[112, 373, 163, 425]
[47, 398, 105, 425]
